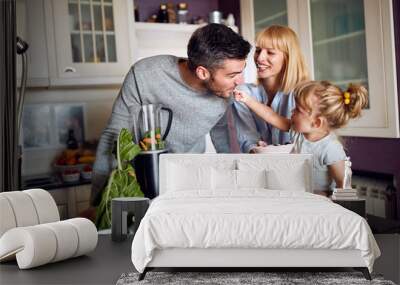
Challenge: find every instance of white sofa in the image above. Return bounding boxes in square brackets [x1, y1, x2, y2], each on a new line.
[0, 189, 97, 269]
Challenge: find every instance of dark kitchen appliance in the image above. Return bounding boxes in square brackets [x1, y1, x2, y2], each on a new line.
[132, 104, 173, 199]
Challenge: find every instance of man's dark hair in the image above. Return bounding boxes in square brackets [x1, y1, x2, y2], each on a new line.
[187, 24, 251, 72]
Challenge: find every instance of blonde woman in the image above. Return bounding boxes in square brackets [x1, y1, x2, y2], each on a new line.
[234, 81, 368, 195]
[233, 25, 309, 152]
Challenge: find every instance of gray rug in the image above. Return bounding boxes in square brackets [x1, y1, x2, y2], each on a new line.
[116, 271, 396, 285]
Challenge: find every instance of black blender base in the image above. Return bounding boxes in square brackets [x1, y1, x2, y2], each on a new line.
[132, 149, 167, 199]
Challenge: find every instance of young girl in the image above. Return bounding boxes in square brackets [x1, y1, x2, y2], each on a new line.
[234, 80, 368, 195]
[233, 25, 309, 153]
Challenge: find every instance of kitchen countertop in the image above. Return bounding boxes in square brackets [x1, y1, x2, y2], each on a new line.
[22, 174, 91, 190]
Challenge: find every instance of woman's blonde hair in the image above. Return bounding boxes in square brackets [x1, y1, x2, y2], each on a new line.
[294, 80, 368, 129]
[255, 25, 309, 93]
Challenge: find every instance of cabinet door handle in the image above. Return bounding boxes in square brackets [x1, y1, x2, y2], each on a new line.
[64, 67, 76, 73]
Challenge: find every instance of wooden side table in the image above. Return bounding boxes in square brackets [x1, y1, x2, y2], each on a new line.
[332, 198, 366, 218]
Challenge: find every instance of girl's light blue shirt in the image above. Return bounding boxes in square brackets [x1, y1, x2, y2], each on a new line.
[232, 84, 295, 153]
[291, 130, 346, 191]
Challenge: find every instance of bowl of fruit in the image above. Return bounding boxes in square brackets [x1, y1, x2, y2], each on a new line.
[62, 169, 80, 183]
[54, 148, 96, 173]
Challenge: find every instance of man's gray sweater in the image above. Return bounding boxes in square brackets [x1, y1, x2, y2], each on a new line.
[91, 55, 231, 204]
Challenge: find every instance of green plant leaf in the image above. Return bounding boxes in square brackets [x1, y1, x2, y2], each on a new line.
[119, 128, 142, 162]
[95, 128, 144, 230]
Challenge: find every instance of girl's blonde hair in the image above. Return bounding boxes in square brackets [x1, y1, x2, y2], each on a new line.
[294, 80, 368, 129]
[255, 25, 309, 93]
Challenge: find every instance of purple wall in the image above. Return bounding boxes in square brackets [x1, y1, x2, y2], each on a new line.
[134, 0, 240, 27]
[218, 0, 241, 32]
[344, 0, 400, 219]
[134, 0, 218, 23]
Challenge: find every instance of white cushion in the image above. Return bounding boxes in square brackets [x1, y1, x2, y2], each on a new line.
[0, 189, 97, 269]
[212, 168, 236, 190]
[160, 154, 313, 194]
[0, 196, 17, 237]
[0, 218, 97, 269]
[0, 189, 60, 238]
[266, 167, 308, 191]
[1, 191, 39, 228]
[0, 225, 57, 269]
[167, 162, 212, 191]
[65, 218, 98, 257]
[24, 189, 60, 224]
[236, 169, 267, 189]
[237, 158, 310, 192]
[42, 221, 79, 262]
[211, 169, 268, 190]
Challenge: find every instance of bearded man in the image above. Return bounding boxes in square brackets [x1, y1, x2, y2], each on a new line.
[90, 23, 251, 207]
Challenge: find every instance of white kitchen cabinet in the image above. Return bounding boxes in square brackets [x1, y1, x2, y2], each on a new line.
[16, 0, 136, 87]
[16, 1, 204, 87]
[240, 0, 399, 138]
[16, 0, 50, 87]
[49, 184, 91, 220]
[44, 0, 135, 86]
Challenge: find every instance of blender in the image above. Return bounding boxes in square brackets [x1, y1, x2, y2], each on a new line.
[132, 104, 173, 199]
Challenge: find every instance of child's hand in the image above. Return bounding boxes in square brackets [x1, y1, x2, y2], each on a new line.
[257, 140, 268, 147]
[233, 90, 251, 103]
[250, 141, 268, 153]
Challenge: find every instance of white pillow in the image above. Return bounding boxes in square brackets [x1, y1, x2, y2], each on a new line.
[266, 167, 308, 191]
[167, 162, 212, 191]
[212, 168, 237, 190]
[236, 169, 267, 189]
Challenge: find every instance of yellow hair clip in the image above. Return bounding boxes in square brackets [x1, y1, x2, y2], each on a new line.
[343, 92, 351, 105]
